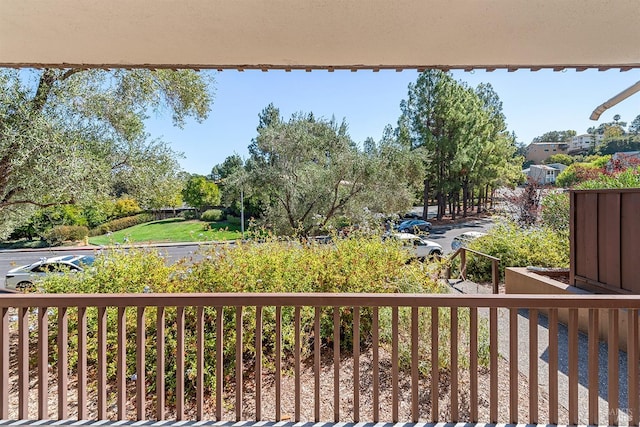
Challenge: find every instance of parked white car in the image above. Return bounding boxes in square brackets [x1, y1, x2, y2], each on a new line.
[450, 231, 487, 251]
[388, 232, 443, 260]
[4, 254, 95, 291]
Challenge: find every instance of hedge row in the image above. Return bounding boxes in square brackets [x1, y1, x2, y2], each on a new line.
[88, 213, 153, 237]
[43, 225, 89, 245]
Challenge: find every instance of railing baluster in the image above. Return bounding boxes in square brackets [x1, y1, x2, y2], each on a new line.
[431, 306, 439, 422]
[156, 306, 165, 421]
[588, 308, 599, 425]
[255, 305, 262, 421]
[215, 306, 223, 421]
[372, 306, 379, 422]
[18, 306, 28, 419]
[176, 306, 185, 420]
[509, 307, 518, 423]
[314, 306, 320, 422]
[470, 306, 478, 423]
[235, 306, 243, 421]
[136, 306, 146, 420]
[529, 308, 538, 423]
[548, 308, 558, 424]
[333, 307, 340, 422]
[568, 308, 579, 425]
[196, 306, 204, 420]
[411, 306, 418, 422]
[629, 308, 639, 427]
[77, 306, 87, 420]
[490, 306, 498, 423]
[450, 307, 459, 422]
[608, 308, 619, 426]
[1, 307, 8, 419]
[294, 306, 301, 422]
[37, 306, 48, 419]
[97, 306, 107, 419]
[275, 306, 281, 421]
[57, 307, 68, 420]
[392, 306, 399, 423]
[353, 306, 360, 423]
[117, 306, 126, 420]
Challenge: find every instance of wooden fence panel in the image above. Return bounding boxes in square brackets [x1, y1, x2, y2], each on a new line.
[572, 189, 640, 294]
[621, 191, 640, 293]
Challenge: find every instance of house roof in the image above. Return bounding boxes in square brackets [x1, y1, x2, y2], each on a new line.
[1, 0, 639, 70]
[531, 164, 565, 171]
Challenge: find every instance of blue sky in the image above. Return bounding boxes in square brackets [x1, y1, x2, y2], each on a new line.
[146, 69, 640, 176]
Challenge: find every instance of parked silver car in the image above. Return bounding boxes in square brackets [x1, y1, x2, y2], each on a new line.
[4, 254, 95, 290]
[450, 231, 487, 251]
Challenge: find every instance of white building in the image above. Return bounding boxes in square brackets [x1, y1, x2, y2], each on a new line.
[567, 134, 604, 154]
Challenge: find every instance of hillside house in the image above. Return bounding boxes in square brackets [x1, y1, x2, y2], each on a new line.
[525, 163, 568, 185]
[525, 142, 569, 164]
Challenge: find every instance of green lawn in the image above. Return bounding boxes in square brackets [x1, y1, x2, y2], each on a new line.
[88, 218, 242, 245]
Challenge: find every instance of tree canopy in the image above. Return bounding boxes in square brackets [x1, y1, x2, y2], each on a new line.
[242, 104, 418, 236]
[0, 68, 214, 238]
[181, 175, 221, 214]
[399, 70, 522, 219]
[532, 130, 576, 142]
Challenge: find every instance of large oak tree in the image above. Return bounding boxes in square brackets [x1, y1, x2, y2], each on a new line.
[243, 104, 418, 236]
[0, 68, 214, 238]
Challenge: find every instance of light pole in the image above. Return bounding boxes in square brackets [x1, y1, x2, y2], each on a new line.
[240, 187, 244, 239]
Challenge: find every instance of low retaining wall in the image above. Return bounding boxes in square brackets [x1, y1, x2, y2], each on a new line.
[505, 267, 636, 352]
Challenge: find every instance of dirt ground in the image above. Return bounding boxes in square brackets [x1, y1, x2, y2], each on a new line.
[5, 323, 567, 424]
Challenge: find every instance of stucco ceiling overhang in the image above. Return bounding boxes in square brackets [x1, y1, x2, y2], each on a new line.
[1, 0, 639, 71]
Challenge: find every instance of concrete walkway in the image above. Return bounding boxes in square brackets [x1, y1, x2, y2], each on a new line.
[448, 279, 633, 425]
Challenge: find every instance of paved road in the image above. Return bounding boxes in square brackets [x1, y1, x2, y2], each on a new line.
[427, 217, 494, 253]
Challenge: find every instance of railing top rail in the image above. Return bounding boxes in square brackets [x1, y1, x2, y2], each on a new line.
[1, 292, 640, 309]
[450, 246, 500, 262]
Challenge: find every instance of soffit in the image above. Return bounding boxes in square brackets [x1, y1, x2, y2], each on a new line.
[1, 0, 639, 70]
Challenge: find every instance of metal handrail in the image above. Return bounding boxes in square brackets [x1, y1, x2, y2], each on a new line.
[448, 247, 500, 294]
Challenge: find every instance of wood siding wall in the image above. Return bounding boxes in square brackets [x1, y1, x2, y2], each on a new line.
[570, 189, 640, 294]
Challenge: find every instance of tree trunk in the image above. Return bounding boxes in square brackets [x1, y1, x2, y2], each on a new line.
[422, 179, 430, 220]
[450, 193, 456, 220]
[436, 191, 444, 220]
[462, 180, 468, 217]
[484, 183, 490, 210]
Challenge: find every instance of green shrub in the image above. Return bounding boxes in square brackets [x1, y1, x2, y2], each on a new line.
[40, 236, 458, 400]
[555, 163, 602, 187]
[43, 225, 89, 245]
[462, 221, 569, 282]
[226, 215, 242, 226]
[200, 209, 225, 222]
[541, 191, 570, 235]
[89, 213, 153, 236]
[180, 209, 198, 220]
[113, 196, 142, 218]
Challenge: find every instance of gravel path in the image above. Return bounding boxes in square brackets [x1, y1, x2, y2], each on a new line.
[452, 279, 635, 425]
